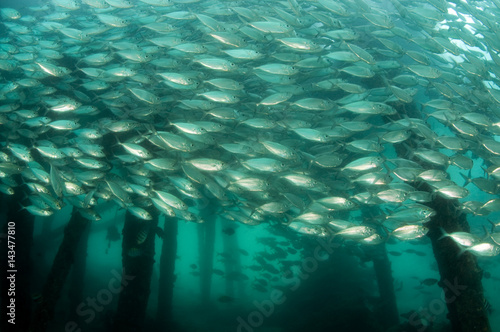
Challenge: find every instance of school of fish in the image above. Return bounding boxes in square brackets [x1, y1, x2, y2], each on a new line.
[2, 0, 500, 257]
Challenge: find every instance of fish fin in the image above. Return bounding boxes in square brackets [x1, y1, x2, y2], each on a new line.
[402, 142, 414, 159]
[143, 123, 157, 136]
[481, 165, 490, 179]
[459, 172, 471, 186]
[83, 189, 96, 208]
[437, 227, 448, 241]
[482, 225, 491, 242]
[380, 225, 391, 238]
[457, 245, 468, 258]
[487, 218, 497, 233]
[283, 213, 295, 226]
[372, 215, 386, 225]
[18, 203, 25, 212]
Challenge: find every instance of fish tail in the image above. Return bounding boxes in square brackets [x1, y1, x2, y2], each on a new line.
[457, 246, 467, 258]
[487, 218, 497, 233]
[459, 171, 471, 186]
[18, 203, 26, 212]
[437, 227, 448, 241]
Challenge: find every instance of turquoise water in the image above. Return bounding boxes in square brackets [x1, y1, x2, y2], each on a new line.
[1, 0, 500, 331]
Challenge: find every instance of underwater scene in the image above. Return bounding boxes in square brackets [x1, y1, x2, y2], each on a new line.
[2, 0, 500, 331]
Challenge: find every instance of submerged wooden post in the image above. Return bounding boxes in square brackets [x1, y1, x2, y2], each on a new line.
[389, 110, 491, 331]
[371, 243, 400, 329]
[156, 216, 178, 330]
[68, 222, 90, 326]
[113, 208, 159, 332]
[31, 208, 89, 332]
[426, 194, 491, 332]
[361, 206, 399, 329]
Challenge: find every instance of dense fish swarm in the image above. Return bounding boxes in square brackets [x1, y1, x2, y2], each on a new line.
[2, 0, 500, 256]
